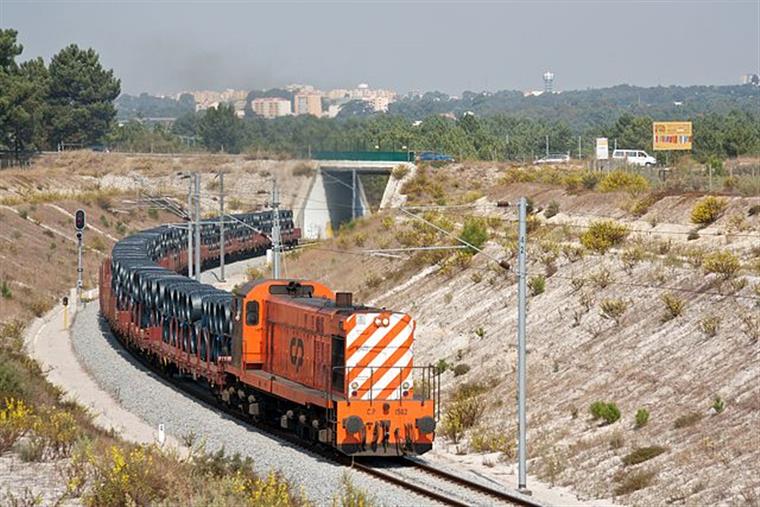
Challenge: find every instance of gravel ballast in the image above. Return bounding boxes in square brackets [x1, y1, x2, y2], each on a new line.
[71, 302, 431, 505]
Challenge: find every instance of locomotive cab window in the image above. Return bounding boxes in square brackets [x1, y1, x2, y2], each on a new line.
[246, 301, 259, 326]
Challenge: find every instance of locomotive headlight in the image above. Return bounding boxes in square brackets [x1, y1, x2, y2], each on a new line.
[382, 317, 390, 326]
[374, 317, 382, 326]
[402, 382, 410, 390]
[351, 382, 359, 390]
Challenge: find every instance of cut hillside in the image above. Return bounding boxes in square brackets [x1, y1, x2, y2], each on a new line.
[283, 162, 760, 506]
[0, 152, 315, 322]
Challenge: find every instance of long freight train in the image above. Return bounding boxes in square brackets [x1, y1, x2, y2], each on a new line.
[98, 210, 438, 456]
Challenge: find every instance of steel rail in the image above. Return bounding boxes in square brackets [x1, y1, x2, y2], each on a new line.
[403, 458, 544, 507]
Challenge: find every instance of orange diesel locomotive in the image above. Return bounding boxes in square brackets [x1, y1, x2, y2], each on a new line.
[100, 214, 438, 457]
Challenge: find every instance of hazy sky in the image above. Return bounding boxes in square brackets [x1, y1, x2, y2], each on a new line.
[2, 0, 758, 96]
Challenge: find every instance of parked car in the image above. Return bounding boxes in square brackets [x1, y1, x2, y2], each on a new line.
[417, 151, 455, 162]
[612, 149, 656, 167]
[534, 153, 571, 165]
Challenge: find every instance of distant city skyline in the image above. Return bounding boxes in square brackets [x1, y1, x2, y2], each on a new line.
[2, 1, 758, 96]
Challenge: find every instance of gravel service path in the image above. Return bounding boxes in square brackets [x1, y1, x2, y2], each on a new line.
[70, 302, 432, 505]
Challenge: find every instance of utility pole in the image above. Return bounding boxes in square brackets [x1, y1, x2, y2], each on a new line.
[351, 169, 356, 220]
[578, 136, 582, 160]
[271, 179, 281, 279]
[218, 170, 226, 282]
[517, 196, 529, 494]
[545, 135, 549, 157]
[187, 178, 194, 278]
[194, 173, 201, 282]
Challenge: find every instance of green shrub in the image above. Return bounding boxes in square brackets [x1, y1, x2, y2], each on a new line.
[440, 381, 488, 442]
[614, 470, 656, 496]
[1, 280, 11, 299]
[600, 299, 628, 324]
[660, 293, 685, 322]
[630, 193, 661, 216]
[462, 190, 483, 203]
[391, 165, 409, 180]
[470, 428, 516, 458]
[702, 250, 740, 279]
[460, 217, 489, 253]
[589, 401, 621, 425]
[699, 315, 721, 337]
[90, 235, 107, 252]
[27, 298, 52, 318]
[621, 245, 646, 272]
[227, 197, 243, 211]
[147, 207, 159, 219]
[674, 412, 702, 429]
[364, 273, 382, 289]
[528, 275, 546, 296]
[597, 171, 650, 194]
[452, 364, 471, 376]
[474, 327, 485, 339]
[544, 201, 560, 218]
[334, 473, 378, 507]
[690, 196, 727, 225]
[635, 408, 650, 429]
[712, 396, 725, 414]
[580, 220, 630, 253]
[435, 359, 450, 374]
[622, 446, 667, 466]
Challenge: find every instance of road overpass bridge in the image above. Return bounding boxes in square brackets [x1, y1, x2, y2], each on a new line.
[297, 160, 414, 240]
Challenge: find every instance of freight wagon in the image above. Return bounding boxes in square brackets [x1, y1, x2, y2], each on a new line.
[99, 210, 438, 456]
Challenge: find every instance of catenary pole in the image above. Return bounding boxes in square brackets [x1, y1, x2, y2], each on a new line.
[271, 179, 281, 279]
[219, 171, 225, 282]
[187, 179, 194, 278]
[517, 196, 529, 493]
[194, 173, 201, 282]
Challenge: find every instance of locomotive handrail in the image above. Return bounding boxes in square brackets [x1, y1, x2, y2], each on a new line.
[329, 364, 439, 410]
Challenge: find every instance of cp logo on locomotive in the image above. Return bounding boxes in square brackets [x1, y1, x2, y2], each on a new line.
[289, 337, 304, 370]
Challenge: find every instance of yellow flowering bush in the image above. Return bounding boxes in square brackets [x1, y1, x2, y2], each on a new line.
[0, 398, 33, 452]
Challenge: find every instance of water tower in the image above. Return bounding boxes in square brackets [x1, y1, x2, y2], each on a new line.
[543, 71, 554, 93]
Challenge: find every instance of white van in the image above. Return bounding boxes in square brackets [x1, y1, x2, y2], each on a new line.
[612, 149, 657, 167]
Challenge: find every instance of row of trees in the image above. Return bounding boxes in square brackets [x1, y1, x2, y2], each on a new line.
[0, 29, 120, 154]
[111, 106, 760, 163]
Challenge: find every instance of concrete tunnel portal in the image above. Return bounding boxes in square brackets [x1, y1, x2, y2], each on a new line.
[298, 163, 408, 240]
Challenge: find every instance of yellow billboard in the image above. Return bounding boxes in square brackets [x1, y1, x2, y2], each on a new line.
[653, 121, 692, 151]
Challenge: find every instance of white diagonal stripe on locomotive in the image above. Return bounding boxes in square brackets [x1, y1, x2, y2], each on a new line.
[345, 313, 406, 368]
[359, 350, 413, 401]
[347, 322, 413, 386]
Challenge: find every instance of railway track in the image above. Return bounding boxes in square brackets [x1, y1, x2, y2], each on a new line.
[113, 330, 543, 506]
[352, 457, 542, 507]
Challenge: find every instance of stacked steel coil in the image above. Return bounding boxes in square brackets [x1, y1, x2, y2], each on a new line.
[108, 211, 295, 360]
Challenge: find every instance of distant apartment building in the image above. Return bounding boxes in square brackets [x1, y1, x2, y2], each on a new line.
[741, 73, 760, 86]
[369, 96, 391, 112]
[294, 93, 323, 116]
[178, 89, 248, 111]
[252, 98, 292, 119]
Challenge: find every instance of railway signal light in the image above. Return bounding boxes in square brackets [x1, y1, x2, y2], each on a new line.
[75, 209, 86, 231]
[62, 296, 68, 306]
